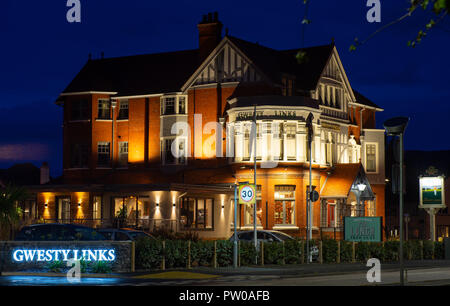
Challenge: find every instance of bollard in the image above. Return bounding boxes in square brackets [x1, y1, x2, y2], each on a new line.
[214, 241, 217, 268]
[131, 241, 135, 272]
[261, 241, 264, 266]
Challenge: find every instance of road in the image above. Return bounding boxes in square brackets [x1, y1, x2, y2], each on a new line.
[1, 266, 450, 286]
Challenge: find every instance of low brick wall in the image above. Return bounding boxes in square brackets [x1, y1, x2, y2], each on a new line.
[0, 241, 134, 273]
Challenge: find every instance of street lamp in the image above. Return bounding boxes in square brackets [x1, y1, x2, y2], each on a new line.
[383, 116, 409, 286]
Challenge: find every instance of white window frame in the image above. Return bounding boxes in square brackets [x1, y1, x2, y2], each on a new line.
[160, 136, 188, 165]
[160, 95, 188, 116]
[365, 142, 378, 173]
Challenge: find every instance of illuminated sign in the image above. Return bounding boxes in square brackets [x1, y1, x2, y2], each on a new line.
[344, 217, 382, 242]
[12, 249, 116, 262]
[419, 176, 446, 208]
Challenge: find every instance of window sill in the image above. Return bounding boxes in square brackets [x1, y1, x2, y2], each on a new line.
[116, 119, 129, 122]
[96, 167, 112, 169]
[95, 119, 112, 122]
[272, 225, 299, 230]
[239, 226, 264, 230]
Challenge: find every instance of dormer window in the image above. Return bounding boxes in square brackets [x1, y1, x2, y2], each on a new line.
[282, 77, 294, 96]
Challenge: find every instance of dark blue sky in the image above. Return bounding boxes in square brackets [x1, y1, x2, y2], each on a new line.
[0, 0, 449, 177]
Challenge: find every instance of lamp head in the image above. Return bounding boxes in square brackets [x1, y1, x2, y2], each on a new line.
[383, 117, 409, 136]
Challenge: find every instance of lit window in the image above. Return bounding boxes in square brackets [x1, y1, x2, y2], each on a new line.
[274, 185, 295, 225]
[93, 196, 102, 220]
[98, 99, 111, 119]
[178, 97, 186, 114]
[285, 123, 296, 161]
[180, 198, 214, 230]
[244, 185, 262, 226]
[367, 199, 376, 217]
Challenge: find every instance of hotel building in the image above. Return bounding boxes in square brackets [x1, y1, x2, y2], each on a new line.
[25, 12, 385, 239]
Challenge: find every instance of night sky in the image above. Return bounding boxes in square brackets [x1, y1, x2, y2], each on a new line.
[0, 0, 449, 177]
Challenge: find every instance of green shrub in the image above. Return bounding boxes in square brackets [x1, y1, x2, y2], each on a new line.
[263, 242, 284, 265]
[383, 241, 399, 261]
[90, 261, 112, 273]
[216, 240, 233, 267]
[340, 241, 353, 262]
[434, 241, 444, 259]
[135, 237, 162, 269]
[191, 241, 214, 267]
[423, 240, 434, 259]
[322, 239, 338, 263]
[284, 239, 303, 264]
[239, 241, 257, 265]
[164, 240, 189, 268]
[46, 260, 66, 273]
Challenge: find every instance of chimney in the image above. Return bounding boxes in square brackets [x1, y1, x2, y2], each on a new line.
[40, 162, 50, 185]
[197, 12, 223, 62]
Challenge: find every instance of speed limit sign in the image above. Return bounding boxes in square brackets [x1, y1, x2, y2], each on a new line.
[239, 184, 256, 205]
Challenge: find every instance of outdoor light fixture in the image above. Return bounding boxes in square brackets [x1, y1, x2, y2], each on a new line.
[172, 203, 176, 207]
[357, 183, 366, 192]
[78, 202, 81, 208]
[383, 116, 410, 287]
[44, 203, 48, 208]
[156, 203, 159, 207]
[221, 203, 225, 209]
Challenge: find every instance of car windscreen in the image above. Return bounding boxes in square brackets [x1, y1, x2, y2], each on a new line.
[270, 232, 294, 241]
[73, 227, 106, 240]
[127, 232, 149, 239]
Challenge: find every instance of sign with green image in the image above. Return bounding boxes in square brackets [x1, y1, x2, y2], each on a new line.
[344, 217, 382, 242]
[419, 176, 445, 207]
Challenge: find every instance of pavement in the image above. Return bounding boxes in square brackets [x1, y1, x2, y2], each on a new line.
[2, 260, 450, 286]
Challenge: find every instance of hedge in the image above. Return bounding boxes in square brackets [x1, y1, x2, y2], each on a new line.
[135, 237, 445, 270]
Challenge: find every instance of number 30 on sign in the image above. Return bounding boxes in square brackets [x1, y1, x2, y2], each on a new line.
[239, 184, 256, 205]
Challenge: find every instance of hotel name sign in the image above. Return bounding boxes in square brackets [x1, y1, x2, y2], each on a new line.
[236, 110, 305, 121]
[12, 248, 116, 262]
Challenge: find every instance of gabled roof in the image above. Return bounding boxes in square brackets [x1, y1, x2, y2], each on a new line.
[62, 49, 200, 97]
[60, 36, 336, 97]
[228, 95, 319, 109]
[227, 36, 334, 90]
[352, 89, 383, 110]
[321, 163, 374, 199]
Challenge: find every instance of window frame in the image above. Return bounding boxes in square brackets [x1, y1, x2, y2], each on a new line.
[365, 142, 378, 173]
[160, 95, 188, 116]
[97, 99, 111, 120]
[97, 142, 111, 168]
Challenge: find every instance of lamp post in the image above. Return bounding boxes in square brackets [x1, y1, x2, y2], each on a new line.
[111, 99, 117, 169]
[383, 116, 409, 286]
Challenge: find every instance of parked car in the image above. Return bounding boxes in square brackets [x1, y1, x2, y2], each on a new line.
[15, 223, 106, 241]
[97, 228, 154, 241]
[229, 230, 319, 261]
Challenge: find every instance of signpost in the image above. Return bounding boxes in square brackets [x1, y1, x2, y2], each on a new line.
[419, 168, 446, 241]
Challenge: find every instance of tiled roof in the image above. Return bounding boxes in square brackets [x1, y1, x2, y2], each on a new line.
[61, 36, 335, 97]
[321, 163, 362, 197]
[62, 49, 200, 96]
[352, 89, 383, 110]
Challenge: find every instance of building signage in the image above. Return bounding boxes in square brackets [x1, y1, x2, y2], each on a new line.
[419, 176, 446, 208]
[344, 217, 382, 242]
[12, 248, 116, 262]
[236, 110, 303, 121]
[239, 184, 256, 205]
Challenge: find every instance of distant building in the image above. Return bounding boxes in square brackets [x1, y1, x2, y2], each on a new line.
[24, 12, 385, 239]
[385, 149, 450, 240]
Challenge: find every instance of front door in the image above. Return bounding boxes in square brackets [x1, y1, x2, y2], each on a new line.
[327, 203, 336, 227]
[57, 197, 71, 223]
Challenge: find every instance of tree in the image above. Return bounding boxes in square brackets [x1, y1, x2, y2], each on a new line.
[297, 0, 449, 62]
[0, 184, 28, 240]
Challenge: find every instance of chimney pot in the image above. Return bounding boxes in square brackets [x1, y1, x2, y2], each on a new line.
[197, 12, 223, 62]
